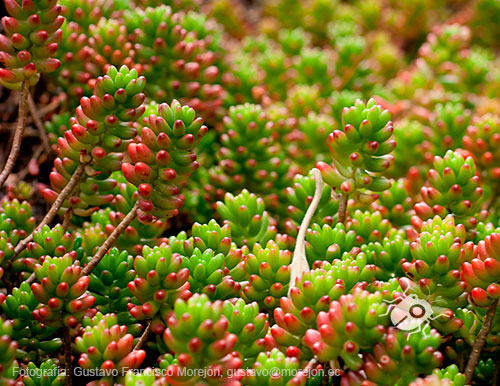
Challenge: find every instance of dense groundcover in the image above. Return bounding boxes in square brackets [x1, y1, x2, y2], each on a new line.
[2, 0, 500, 385]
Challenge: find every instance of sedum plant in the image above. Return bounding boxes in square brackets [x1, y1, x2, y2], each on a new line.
[317, 98, 396, 223]
[1, 0, 500, 385]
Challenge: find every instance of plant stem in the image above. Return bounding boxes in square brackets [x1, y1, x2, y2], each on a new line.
[62, 209, 73, 232]
[337, 194, 348, 225]
[493, 353, 500, 386]
[0, 81, 30, 189]
[322, 361, 329, 385]
[27, 93, 51, 154]
[82, 201, 140, 276]
[464, 299, 499, 384]
[63, 326, 72, 386]
[288, 168, 323, 296]
[11, 162, 86, 259]
[303, 357, 318, 373]
[134, 320, 152, 351]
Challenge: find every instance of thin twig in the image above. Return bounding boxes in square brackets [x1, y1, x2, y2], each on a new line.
[464, 299, 499, 384]
[11, 163, 86, 260]
[2, 274, 13, 294]
[321, 362, 329, 386]
[0, 81, 30, 189]
[26, 272, 36, 285]
[134, 320, 152, 351]
[27, 93, 51, 154]
[38, 96, 62, 116]
[63, 326, 72, 386]
[493, 353, 500, 386]
[337, 194, 348, 225]
[62, 209, 73, 232]
[0, 97, 61, 129]
[303, 357, 318, 373]
[82, 201, 140, 276]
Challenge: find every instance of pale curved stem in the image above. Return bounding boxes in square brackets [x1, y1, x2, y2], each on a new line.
[288, 168, 323, 296]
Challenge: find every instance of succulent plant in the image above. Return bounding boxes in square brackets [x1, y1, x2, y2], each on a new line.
[0, 318, 19, 385]
[245, 348, 308, 386]
[122, 99, 207, 222]
[127, 243, 190, 322]
[26, 224, 80, 260]
[60, 0, 128, 29]
[463, 232, 500, 306]
[88, 248, 136, 324]
[414, 150, 484, 229]
[43, 65, 146, 216]
[2, 282, 60, 361]
[356, 326, 443, 385]
[0, 199, 36, 240]
[21, 359, 66, 386]
[273, 255, 376, 351]
[88, 18, 136, 76]
[347, 209, 392, 245]
[462, 114, 500, 185]
[162, 294, 242, 384]
[123, 367, 167, 386]
[75, 312, 145, 383]
[304, 289, 390, 369]
[404, 215, 472, 311]
[181, 248, 241, 300]
[317, 98, 395, 215]
[241, 240, 291, 311]
[31, 254, 95, 327]
[2, 1, 500, 385]
[91, 174, 167, 253]
[43, 112, 70, 148]
[304, 223, 356, 264]
[361, 230, 409, 280]
[222, 298, 270, 365]
[431, 365, 466, 386]
[293, 47, 333, 96]
[209, 103, 291, 198]
[283, 171, 338, 238]
[428, 103, 471, 153]
[473, 357, 495, 384]
[216, 189, 277, 248]
[0, 0, 63, 89]
[122, 5, 225, 120]
[375, 178, 415, 226]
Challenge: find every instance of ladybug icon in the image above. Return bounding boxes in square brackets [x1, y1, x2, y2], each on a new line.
[383, 291, 442, 337]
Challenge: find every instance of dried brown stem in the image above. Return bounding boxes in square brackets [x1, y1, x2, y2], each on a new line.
[0, 81, 30, 189]
[28, 93, 51, 154]
[337, 194, 348, 225]
[62, 209, 73, 232]
[134, 320, 152, 351]
[464, 299, 499, 384]
[38, 96, 62, 116]
[493, 354, 500, 386]
[303, 357, 318, 373]
[321, 362, 329, 386]
[82, 201, 140, 276]
[63, 326, 72, 386]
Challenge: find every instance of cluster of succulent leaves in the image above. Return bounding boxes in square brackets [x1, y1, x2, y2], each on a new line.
[2, 0, 500, 385]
